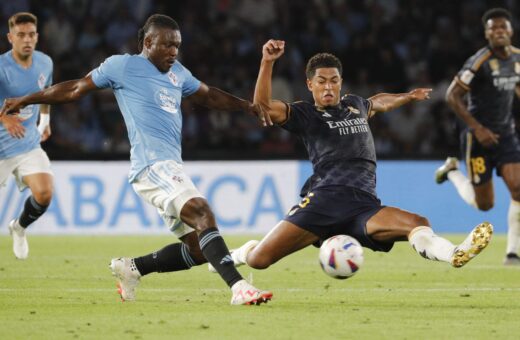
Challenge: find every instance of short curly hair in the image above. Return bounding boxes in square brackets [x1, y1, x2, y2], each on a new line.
[305, 53, 342, 79]
[482, 8, 512, 27]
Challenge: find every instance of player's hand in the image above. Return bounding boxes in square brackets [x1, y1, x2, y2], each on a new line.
[0, 115, 25, 138]
[408, 88, 432, 101]
[0, 97, 24, 117]
[262, 40, 285, 62]
[473, 125, 499, 147]
[247, 102, 273, 127]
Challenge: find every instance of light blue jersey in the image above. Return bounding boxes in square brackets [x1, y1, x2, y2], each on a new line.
[0, 50, 53, 158]
[91, 54, 201, 182]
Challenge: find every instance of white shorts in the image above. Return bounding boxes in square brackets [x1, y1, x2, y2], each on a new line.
[0, 148, 53, 191]
[132, 160, 204, 238]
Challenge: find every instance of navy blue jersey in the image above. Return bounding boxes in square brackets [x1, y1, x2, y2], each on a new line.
[455, 46, 520, 135]
[281, 94, 377, 196]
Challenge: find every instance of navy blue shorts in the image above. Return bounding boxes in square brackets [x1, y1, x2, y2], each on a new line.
[460, 130, 520, 185]
[284, 186, 392, 252]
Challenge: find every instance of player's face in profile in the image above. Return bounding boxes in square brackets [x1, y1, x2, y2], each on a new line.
[485, 17, 513, 48]
[307, 68, 342, 107]
[7, 23, 38, 59]
[146, 27, 181, 73]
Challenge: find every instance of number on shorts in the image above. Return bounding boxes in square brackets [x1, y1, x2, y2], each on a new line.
[470, 157, 486, 175]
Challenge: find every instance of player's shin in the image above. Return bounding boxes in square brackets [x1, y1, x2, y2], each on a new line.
[447, 170, 477, 208]
[199, 227, 242, 287]
[18, 196, 49, 228]
[408, 226, 455, 262]
[133, 243, 201, 276]
[506, 200, 520, 255]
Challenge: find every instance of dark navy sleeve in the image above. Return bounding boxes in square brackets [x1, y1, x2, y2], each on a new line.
[280, 101, 311, 133]
[455, 48, 491, 90]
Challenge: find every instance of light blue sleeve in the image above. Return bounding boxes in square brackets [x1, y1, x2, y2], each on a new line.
[91, 55, 128, 89]
[181, 66, 201, 97]
[46, 57, 53, 87]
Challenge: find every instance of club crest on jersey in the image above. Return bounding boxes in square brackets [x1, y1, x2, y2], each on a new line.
[167, 71, 179, 86]
[155, 87, 179, 114]
[38, 73, 46, 89]
[489, 59, 500, 76]
[515, 62, 520, 74]
[347, 106, 360, 114]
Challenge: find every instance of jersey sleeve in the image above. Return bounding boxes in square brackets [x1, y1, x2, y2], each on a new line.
[280, 101, 309, 133]
[180, 66, 201, 97]
[91, 55, 128, 89]
[455, 49, 491, 90]
[45, 56, 53, 87]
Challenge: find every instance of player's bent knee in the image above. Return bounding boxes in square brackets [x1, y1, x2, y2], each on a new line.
[181, 198, 217, 231]
[246, 254, 272, 270]
[411, 214, 430, 228]
[33, 188, 53, 206]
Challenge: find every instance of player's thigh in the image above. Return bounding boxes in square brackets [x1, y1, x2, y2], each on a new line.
[22, 172, 54, 203]
[500, 162, 520, 200]
[249, 220, 319, 267]
[366, 206, 430, 242]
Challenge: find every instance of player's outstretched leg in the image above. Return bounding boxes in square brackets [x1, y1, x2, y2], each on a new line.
[8, 219, 28, 259]
[408, 222, 492, 267]
[109, 258, 141, 302]
[208, 240, 259, 273]
[435, 157, 459, 184]
[451, 222, 493, 268]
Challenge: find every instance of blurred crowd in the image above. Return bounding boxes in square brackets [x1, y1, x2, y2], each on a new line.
[1, 0, 520, 160]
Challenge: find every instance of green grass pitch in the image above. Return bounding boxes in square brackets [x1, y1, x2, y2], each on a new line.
[1, 234, 519, 339]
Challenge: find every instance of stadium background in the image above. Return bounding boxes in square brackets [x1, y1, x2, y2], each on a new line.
[0, 0, 518, 234]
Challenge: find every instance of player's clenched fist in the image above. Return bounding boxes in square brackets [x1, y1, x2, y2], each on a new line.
[262, 39, 285, 61]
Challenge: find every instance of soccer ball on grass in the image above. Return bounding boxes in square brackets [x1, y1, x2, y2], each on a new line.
[319, 235, 364, 279]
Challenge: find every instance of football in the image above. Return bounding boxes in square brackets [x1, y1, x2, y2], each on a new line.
[319, 235, 364, 279]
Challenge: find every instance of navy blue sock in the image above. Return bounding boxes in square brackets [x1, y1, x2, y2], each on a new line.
[18, 196, 48, 228]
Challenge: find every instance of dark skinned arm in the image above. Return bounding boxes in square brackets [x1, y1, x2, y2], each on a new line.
[368, 88, 432, 118]
[446, 79, 499, 147]
[188, 82, 272, 126]
[0, 75, 99, 117]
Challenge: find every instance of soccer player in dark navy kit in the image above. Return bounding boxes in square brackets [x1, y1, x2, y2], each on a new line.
[207, 39, 493, 279]
[435, 8, 520, 265]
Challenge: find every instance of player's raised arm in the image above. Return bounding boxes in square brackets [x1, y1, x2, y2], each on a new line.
[368, 88, 432, 118]
[253, 39, 289, 125]
[446, 80, 499, 147]
[0, 75, 98, 117]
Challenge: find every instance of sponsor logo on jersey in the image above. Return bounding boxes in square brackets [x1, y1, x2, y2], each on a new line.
[155, 87, 179, 114]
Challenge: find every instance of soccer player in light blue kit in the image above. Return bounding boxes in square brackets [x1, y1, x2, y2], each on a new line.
[0, 12, 53, 260]
[1, 14, 272, 305]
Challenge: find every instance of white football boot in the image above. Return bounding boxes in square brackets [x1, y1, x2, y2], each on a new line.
[208, 240, 259, 273]
[451, 222, 493, 268]
[8, 219, 29, 259]
[435, 157, 459, 184]
[109, 258, 141, 301]
[230, 279, 273, 305]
